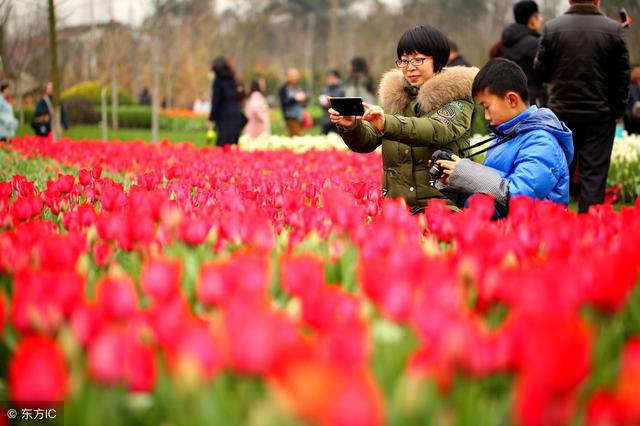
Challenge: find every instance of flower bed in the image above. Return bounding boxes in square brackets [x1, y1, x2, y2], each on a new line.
[609, 133, 640, 203]
[0, 136, 639, 426]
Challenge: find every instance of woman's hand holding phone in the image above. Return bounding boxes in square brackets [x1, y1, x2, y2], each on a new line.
[328, 107, 360, 130]
[329, 102, 385, 132]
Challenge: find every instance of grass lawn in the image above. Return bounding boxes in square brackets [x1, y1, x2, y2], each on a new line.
[15, 121, 323, 148]
[13, 106, 325, 147]
[16, 124, 211, 147]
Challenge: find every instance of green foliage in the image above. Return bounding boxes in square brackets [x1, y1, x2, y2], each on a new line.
[61, 81, 135, 106]
[471, 102, 489, 136]
[65, 98, 99, 125]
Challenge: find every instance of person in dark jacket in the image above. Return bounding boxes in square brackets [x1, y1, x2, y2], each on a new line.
[534, 0, 630, 213]
[447, 40, 471, 67]
[32, 81, 69, 137]
[209, 56, 246, 146]
[279, 68, 307, 137]
[318, 69, 345, 134]
[501, 0, 546, 107]
[344, 57, 376, 105]
[623, 64, 640, 135]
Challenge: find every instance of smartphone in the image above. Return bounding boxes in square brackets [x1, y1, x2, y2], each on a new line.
[329, 97, 365, 116]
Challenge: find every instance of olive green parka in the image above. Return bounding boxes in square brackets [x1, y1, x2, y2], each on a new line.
[340, 66, 478, 212]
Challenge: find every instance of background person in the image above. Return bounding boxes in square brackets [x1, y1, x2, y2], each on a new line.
[279, 68, 307, 137]
[344, 57, 376, 105]
[447, 40, 471, 67]
[244, 78, 271, 139]
[623, 64, 640, 135]
[501, 0, 547, 106]
[192, 92, 211, 116]
[209, 56, 247, 146]
[0, 83, 18, 141]
[330, 25, 478, 214]
[32, 81, 69, 137]
[319, 69, 345, 135]
[534, 0, 630, 213]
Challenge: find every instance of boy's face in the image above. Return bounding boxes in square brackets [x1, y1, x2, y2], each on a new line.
[475, 88, 523, 127]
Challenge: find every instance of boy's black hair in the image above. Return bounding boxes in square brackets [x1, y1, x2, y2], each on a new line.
[472, 58, 529, 102]
[513, 0, 539, 26]
[0, 83, 9, 93]
[397, 25, 450, 73]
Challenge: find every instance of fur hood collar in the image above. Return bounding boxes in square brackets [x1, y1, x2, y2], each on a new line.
[378, 66, 479, 115]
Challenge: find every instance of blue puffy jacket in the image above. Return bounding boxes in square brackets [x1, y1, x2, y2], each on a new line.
[483, 106, 574, 205]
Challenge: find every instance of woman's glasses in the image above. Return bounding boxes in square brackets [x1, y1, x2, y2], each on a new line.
[395, 57, 432, 68]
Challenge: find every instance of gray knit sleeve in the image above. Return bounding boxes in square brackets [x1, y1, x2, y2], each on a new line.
[448, 159, 509, 206]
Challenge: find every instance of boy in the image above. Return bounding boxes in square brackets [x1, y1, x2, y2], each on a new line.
[435, 58, 573, 218]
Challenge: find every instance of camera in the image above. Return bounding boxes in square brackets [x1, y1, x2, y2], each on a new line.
[429, 150, 454, 179]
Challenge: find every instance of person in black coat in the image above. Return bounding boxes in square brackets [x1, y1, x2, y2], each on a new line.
[624, 65, 640, 135]
[501, 0, 546, 107]
[209, 57, 246, 146]
[446, 40, 471, 67]
[318, 69, 345, 134]
[32, 81, 69, 137]
[534, 0, 630, 213]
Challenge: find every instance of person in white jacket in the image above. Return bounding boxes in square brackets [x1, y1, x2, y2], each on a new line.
[0, 83, 17, 141]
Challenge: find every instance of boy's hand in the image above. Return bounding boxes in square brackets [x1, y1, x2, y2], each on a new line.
[432, 154, 461, 184]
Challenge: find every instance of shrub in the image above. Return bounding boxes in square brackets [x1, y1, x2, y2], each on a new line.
[65, 98, 99, 125]
[62, 81, 134, 106]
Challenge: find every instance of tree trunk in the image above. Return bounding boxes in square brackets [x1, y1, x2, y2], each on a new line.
[101, 85, 108, 141]
[48, 0, 61, 140]
[111, 67, 118, 130]
[151, 31, 160, 143]
[304, 13, 316, 98]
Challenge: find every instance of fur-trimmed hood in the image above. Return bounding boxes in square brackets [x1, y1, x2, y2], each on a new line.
[378, 66, 479, 115]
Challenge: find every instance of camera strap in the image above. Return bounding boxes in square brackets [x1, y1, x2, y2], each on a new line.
[460, 131, 518, 159]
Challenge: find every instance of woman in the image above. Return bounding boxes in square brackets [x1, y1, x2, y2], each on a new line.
[244, 78, 271, 139]
[330, 26, 478, 213]
[209, 57, 246, 146]
[344, 57, 376, 105]
[0, 83, 18, 141]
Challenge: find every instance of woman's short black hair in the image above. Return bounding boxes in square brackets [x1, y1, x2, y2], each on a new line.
[211, 56, 234, 79]
[472, 58, 529, 102]
[396, 25, 450, 73]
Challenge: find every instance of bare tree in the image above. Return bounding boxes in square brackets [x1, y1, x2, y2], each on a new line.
[48, 0, 61, 140]
[0, 0, 13, 75]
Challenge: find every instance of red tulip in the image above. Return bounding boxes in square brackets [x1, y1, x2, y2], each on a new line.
[166, 319, 220, 379]
[140, 258, 183, 305]
[78, 169, 92, 186]
[9, 335, 67, 401]
[87, 325, 157, 392]
[95, 274, 138, 321]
